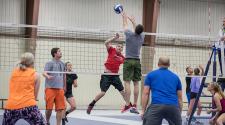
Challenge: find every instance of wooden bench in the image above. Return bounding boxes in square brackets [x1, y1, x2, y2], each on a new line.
[0, 99, 7, 109]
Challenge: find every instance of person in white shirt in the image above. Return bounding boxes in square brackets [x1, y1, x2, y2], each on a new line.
[215, 18, 225, 75]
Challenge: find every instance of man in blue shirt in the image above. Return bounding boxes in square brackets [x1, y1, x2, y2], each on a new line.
[142, 57, 183, 125]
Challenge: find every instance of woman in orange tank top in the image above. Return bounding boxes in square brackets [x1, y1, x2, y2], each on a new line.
[2, 52, 46, 125]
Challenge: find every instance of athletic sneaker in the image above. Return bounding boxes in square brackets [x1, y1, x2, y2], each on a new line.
[64, 117, 68, 122]
[194, 118, 204, 125]
[130, 104, 139, 114]
[87, 105, 94, 114]
[186, 116, 199, 125]
[64, 111, 69, 122]
[121, 103, 132, 113]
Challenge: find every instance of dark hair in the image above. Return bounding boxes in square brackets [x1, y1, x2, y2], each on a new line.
[65, 61, 71, 71]
[51, 48, 60, 57]
[135, 24, 144, 35]
[194, 68, 200, 75]
[186, 66, 190, 73]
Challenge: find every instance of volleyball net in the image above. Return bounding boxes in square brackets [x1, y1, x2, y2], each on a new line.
[0, 24, 222, 112]
[0, 23, 216, 74]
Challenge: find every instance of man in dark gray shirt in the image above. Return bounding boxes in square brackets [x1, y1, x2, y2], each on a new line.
[121, 12, 145, 114]
[43, 48, 66, 125]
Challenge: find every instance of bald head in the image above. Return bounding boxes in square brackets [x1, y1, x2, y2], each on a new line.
[158, 57, 170, 68]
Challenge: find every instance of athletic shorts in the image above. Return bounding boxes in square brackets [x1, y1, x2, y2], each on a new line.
[190, 92, 198, 99]
[123, 58, 142, 81]
[100, 75, 124, 92]
[65, 93, 73, 99]
[45, 88, 65, 111]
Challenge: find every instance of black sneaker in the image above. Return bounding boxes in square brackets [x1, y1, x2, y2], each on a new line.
[64, 117, 68, 122]
[87, 105, 94, 114]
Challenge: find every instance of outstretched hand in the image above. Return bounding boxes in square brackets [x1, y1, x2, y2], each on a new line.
[128, 15, 136, 23]
[199, 64, 204, 69]
[206, 109, 212, 114]
[121, 11, 126, 16]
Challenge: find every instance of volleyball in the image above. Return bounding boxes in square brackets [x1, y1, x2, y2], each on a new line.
[114, 4, 123, 14]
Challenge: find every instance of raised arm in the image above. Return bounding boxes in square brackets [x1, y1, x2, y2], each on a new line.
[199, 64, 204, 76]
[128, 15, 136, 32]
[121, 12, 128, 31]
[105, 33, 119, 49]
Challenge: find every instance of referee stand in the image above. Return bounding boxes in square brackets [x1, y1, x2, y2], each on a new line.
[187, 41, 225, 125]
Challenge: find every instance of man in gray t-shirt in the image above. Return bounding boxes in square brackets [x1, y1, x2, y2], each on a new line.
[44, 59, 65, 88]
[121, 12, 145, 114]
[43, 47, 66, 125]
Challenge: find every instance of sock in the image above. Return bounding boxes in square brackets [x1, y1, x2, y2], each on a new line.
[65, 111, 69, 116]
[89, 100, 96, 106]
[129, 102, 133, 106]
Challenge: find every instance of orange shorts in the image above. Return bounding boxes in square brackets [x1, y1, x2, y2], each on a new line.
[45, 88, 65, 111]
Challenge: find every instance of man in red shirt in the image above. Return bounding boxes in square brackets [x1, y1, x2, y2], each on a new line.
[86, 33, 129, 114]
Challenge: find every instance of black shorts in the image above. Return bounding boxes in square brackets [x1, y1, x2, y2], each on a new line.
[65, 92, 73, 99]
[100, 75, 124, 92]
[190, 92, 198, 99]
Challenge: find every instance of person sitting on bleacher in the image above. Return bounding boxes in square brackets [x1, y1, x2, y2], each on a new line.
[207, 82, 225, 125]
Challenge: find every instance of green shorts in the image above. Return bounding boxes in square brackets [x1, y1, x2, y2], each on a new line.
[123, 58, 142, 81]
